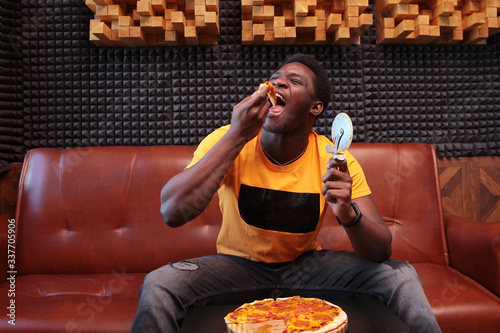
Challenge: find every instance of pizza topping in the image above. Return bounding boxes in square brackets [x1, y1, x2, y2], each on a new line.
[290, 319, 310, 327]
[312, 313, 335, 321]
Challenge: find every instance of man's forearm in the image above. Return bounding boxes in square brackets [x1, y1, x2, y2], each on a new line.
[161, 83, 270, 227]
[160, 130, 247, 227]
[339, 196, 392, 262]
[343, 217, 392, 262]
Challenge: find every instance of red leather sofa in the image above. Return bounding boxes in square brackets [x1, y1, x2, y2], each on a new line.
[0, 143, 499, 332]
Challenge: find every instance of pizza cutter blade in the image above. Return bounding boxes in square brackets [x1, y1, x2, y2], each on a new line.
[325, 112, 353, 161]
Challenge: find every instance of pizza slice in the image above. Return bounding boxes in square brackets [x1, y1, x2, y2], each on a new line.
[259, 81, 285, 109]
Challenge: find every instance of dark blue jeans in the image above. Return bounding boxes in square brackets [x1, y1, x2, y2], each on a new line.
[131, 250, 441, 333]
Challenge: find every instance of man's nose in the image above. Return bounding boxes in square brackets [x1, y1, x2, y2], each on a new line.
[272, 78, 287, 88]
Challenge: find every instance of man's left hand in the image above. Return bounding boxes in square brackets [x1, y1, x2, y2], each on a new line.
[321, 158, 357, 223]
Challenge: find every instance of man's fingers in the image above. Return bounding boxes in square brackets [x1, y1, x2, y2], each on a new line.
[323, 167, 350, 184]
[337, 159, 349, 174]
[326, 158, 350, 176]
[240, 85, 270, 111]
[323, 187, 350, 203]
[321, 168, 334, 183]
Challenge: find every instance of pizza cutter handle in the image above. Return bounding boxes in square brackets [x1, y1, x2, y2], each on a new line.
[333, 128, 345, 161]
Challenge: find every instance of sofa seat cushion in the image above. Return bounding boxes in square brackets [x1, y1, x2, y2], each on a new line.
[0, 272, 146, 332]
[413, 263, 500, 333]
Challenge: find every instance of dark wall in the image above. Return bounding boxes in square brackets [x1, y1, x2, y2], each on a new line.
[1, 0, 499, 164]
[0, 0, 23, 165]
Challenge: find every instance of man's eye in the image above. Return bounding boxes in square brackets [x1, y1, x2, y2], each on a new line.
[291, 79, 302, 85]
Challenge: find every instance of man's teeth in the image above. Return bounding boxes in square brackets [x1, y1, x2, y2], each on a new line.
[268, 92, 285, 109]
[269, 96, 276, 108]
[276, 93, 284, 105]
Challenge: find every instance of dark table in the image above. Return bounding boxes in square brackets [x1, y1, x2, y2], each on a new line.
[181, 298, 412, 333]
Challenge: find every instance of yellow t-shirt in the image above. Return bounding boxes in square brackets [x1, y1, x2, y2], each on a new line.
[186, 125, 371, 263]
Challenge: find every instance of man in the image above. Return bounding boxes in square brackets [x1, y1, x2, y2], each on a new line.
[131, 54, 441, 333]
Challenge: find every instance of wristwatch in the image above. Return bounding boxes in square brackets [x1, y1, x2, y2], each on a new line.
[336, 203, 362, 227]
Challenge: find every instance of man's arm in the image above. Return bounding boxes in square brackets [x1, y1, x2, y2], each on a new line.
[344, 195, 392, 262]
[321, 158, 392, 262]
[160, 84, 271, 227]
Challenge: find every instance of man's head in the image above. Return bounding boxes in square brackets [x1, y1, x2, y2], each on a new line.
[280, 53, 332, 112]
[263, 54, 331, 134]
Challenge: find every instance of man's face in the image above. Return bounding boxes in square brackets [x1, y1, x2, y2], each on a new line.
[263, 62, 320, 134]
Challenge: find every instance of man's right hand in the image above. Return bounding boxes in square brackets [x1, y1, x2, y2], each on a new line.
[228, 83, 271, 143]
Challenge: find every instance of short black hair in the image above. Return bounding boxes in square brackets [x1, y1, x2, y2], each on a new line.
[280, 53, 332, 112]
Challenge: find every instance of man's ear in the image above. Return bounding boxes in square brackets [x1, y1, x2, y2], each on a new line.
[310, 101, 324, 116]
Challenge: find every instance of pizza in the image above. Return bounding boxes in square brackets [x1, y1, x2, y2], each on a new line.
[224, 296, 348, 333]
[260, 81, 284, 109]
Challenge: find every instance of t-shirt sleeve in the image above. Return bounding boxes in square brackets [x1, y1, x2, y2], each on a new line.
[185, 125, 230, 169]
[346, 151, 372, 199]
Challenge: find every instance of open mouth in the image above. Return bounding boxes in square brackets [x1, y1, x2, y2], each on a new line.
[268, 92, 286, 115]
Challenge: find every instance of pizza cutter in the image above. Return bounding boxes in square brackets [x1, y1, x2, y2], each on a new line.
[325, 112, 353, 161]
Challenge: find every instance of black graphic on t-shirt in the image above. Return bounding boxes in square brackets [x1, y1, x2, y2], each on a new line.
[238, 184, 320, 233]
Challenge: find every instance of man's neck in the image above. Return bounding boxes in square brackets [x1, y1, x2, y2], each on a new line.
[260, 129, 310, 165]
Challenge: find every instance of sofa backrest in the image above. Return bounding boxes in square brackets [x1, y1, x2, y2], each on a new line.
[15, 143, 448, 275]
[16, 146, 222, 275]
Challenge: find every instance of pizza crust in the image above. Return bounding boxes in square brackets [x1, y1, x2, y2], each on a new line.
[226, 320, 285, 333]
[227, 319, 348, 333]
[225, 297, 348, 333]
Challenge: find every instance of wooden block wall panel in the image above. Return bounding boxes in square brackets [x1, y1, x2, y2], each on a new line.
[375, 0, 500, 44]
[438, 156, 500, 223]
[241, 0, 373, 45]
[86, 0, 219, 46]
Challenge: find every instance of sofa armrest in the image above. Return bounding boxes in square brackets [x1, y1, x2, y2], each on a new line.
[0, 210, 15, 283]
[445, 214, 500, 297]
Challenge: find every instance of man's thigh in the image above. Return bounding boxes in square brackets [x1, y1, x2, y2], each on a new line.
[274, 250, 417, 300]
[148, 254, 278, 307]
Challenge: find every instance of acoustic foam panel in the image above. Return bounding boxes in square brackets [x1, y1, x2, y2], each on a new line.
[1, 0, 499, 163]
[0, 0, 24, 163]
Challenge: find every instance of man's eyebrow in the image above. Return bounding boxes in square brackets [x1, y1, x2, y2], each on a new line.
[270, 71, 282, 78]
[270, 71, 304, 80]
[288, 72, 304, 80]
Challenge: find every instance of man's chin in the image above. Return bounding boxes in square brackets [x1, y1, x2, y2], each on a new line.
[263, 122, 286, 134]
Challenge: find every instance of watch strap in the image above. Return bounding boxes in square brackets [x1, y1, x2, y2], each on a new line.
[336, 202, 362, 227]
